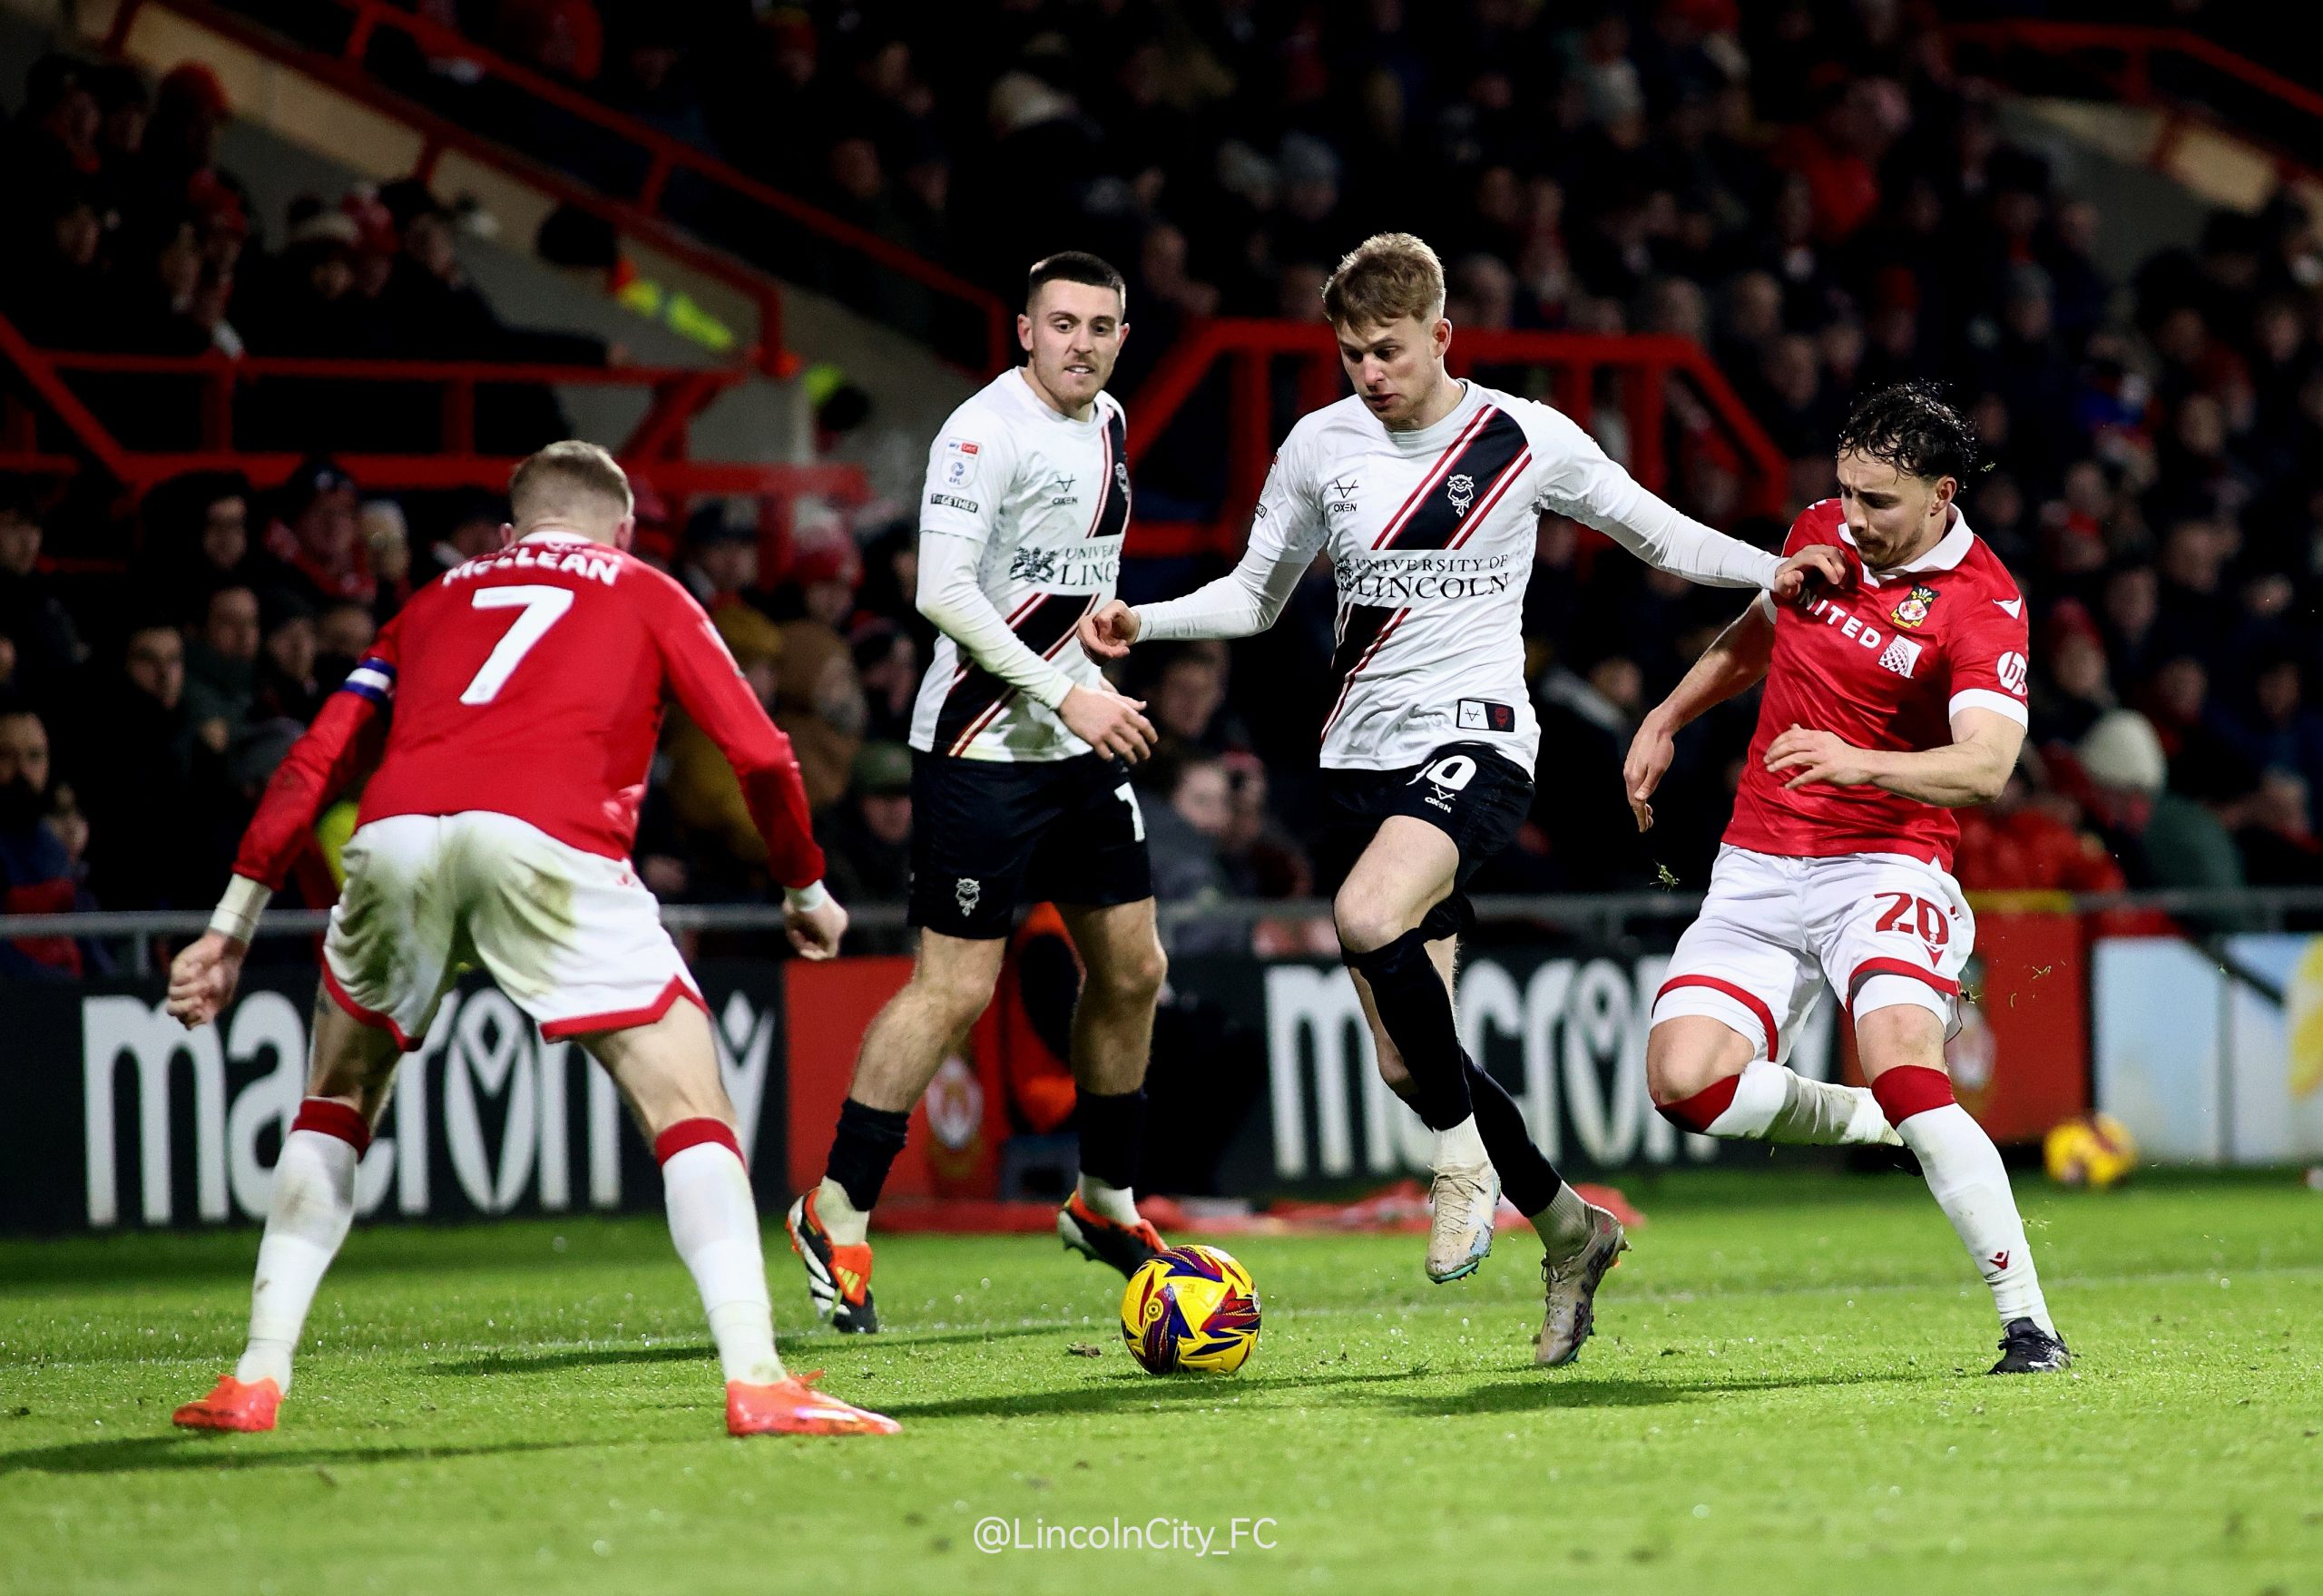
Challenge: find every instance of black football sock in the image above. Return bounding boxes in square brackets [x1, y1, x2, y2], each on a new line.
[1073, 1087, 1146, 1194]
[1345, 929, 1473, 1132]
[823, 1098, 911, 1214]
[1465, 1055, 1564, 1216]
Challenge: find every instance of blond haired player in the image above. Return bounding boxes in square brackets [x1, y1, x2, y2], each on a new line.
[1083, 233, 1847, 1365]
[166, 442, 897, 1436]
[1630, 383, 2069, 1373]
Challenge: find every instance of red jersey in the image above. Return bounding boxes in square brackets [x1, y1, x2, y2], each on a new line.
[1725, 500, 2029, 869]
[232, 532, 824, 891]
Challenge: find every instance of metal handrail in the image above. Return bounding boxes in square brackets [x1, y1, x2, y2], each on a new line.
[10, 886, 2318, 944]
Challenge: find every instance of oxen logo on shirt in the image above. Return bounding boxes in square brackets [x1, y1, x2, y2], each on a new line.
[1446, 474, 1475, 516]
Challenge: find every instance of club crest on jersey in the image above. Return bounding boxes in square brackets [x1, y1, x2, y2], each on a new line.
[1446, 473, 1475, 516]
[1114, 460, 1131, 494]
[955, 877, 982, 915]
[1889, 583, 1939, 630]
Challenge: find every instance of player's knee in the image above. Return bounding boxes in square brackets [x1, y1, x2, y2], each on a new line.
[906, 961, 1000, 1032]
[1644, 1023, 1735, 1107]
[1091, 940, 1167, 1007]
[1332, 887, 1410, 959]
[1855, 1002, 1946, 1072]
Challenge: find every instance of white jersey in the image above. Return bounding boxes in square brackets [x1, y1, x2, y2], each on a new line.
[908, 368, 1130, 762]
[1136, 381, 1779, 774]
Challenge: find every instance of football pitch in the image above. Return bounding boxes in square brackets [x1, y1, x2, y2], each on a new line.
[2, 1170, 2316, 1596]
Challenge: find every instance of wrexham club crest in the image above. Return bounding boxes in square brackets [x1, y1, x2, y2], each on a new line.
[1889, 583, 1939, 630]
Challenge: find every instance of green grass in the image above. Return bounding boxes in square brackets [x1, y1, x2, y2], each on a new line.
[3, 1170, 2318, 1596]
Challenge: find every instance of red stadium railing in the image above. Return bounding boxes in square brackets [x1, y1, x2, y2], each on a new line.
[103, 0, 1013, 377]
[0, 314, 867, 518]
[1120, 321, 1790, 560]
[1948, 22, 2323, 188]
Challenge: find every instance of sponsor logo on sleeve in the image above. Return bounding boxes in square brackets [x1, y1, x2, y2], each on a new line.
[929, 493, 981, 513]
[940, 437, 982, 488]
[1997, 651, 2029, 695]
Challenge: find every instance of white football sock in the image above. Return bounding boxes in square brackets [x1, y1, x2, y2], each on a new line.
[236, 1124, 359, 1392]
[811, 1176, 870, 1247]
[1531, 1181, 1594, 1257]
[1074, 1174, 1143, 1226]
[1689, 1062, 1901, 1146]
[1894, 1102, 2054, 1334]
[1434, 1114, 1489, 1170]
[663, 1141, 786, 1385]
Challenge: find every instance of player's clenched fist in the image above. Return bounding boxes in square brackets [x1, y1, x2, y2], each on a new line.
[165, 930, 247, 1030]
[1058, 682, 1158, 764]
[1769, 543, 1849, 602]
[784, 894, 849, 961]
[1077, 599, 1142, 661]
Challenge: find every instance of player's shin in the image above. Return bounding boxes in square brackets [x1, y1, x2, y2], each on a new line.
[1073, 1087, 1146, 1225]
[817, 1097, 911, 1246]
[236, 1099, 367, 1392]
[656, 1120, 785, 1385]
[1346, 929, 1473, 1133]
[1870, 1063, 2055, 1336]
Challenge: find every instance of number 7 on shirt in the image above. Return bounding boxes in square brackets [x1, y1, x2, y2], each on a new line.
[459, 585, 575, 705]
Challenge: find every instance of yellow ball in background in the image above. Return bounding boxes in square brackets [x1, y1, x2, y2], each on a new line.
[1120, 1244, 1261, 1374]
[2044, 1113, 2139, 1190]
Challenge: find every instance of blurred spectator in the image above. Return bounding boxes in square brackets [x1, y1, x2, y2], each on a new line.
[773, 617, 866, 812]
[1143, 754, 1238, 954]
[2073, 709, 2248, 926]
[663, 602, 785, 890]
[849, 616, 919, 743]
[253, 588, 322, 723]
[819, 741, 914, 954]
[68, 622, 233, 908]
[0, 706, 93, 978]
[678, 512, 760, 611]
[181, 583, 260, 749]
[263, 457, 376, 607]
[0, 486, 88, 709]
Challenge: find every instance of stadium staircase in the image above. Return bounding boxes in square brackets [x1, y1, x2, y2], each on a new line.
[1952, 22, 2323, 225]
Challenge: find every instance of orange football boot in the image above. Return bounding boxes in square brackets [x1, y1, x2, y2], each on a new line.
[726, 1372, 900, 1436]
[1056, 1190, 1167, 1278]
[785, 1190, 878, 1332]
[172, 1375, 282, 1432]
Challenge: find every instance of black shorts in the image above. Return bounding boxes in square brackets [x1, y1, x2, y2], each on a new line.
[909, 750, 1153, 939]
[1314, 742, 1534, 943]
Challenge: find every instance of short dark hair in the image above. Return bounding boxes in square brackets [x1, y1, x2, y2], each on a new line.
[1835, 380, 1984, 485]
[1026, 251, 1125, 312]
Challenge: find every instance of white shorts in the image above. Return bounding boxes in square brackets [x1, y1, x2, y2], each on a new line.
[321, 811, 702, 1051]
[1650, 845, 1973, 1063]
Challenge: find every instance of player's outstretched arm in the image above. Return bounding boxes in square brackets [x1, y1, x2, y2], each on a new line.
[1764, 708, 2024, 806]
[1535, 413, 1846, 593]
[1102, 538, 1309, 654]
[1625, 600, 1776, 832]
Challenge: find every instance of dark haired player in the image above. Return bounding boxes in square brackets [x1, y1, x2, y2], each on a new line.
[1626, 383, 2069, 1373]
[785, 252, 1171, 1333]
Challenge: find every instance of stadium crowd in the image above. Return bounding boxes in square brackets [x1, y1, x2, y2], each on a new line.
[4, 0, 2321, 964]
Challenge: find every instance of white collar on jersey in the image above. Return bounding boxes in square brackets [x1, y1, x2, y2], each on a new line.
[1839, 509, 1974, 587]
[517, 528, 602, 547]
